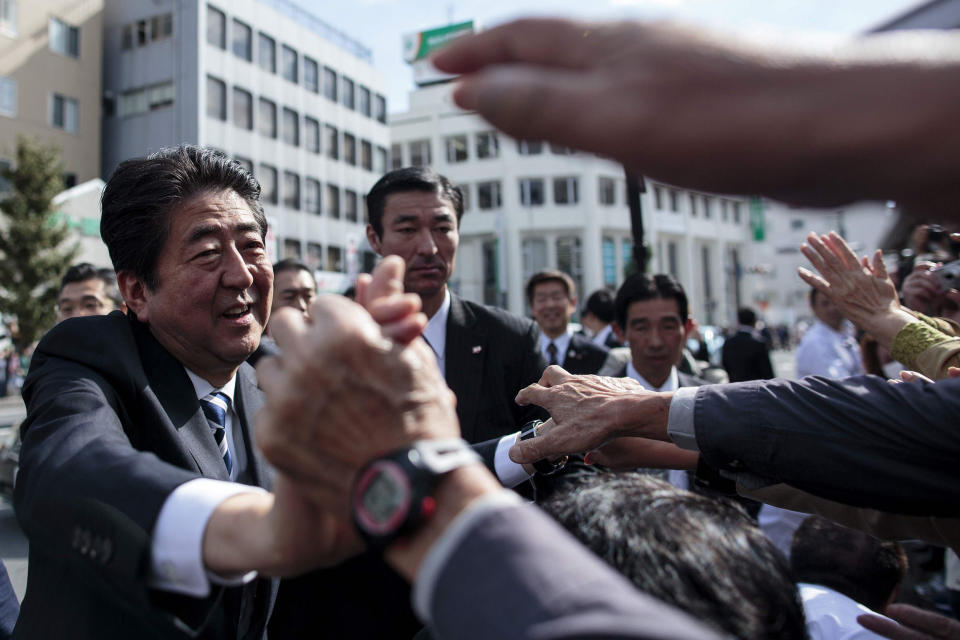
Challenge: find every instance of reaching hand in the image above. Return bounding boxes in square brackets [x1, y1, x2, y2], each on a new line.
[858, 604, 960, 640]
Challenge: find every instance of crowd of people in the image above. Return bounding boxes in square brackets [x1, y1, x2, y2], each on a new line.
[0, 13, 959, 640]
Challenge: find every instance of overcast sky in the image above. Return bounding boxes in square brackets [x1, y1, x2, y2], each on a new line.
[299, 0, 922, 113]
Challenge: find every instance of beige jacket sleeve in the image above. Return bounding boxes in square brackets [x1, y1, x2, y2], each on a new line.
[890, 312, 960, 380]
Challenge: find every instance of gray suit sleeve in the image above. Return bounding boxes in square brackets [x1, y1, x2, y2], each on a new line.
[693, 375, 960, 516]
[427, 502, 719, 640]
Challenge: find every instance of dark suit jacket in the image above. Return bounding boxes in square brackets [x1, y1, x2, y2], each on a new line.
[14, 312, 276, 639]
[693, 375, 960, 516]
[560, 333, 609, 375]
[721, 330, 775, 382]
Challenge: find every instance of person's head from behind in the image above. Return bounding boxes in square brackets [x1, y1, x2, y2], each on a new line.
[614, 273, 691, 387]
[737, 306, 757, 328]
[810, 288, 844, 331]
[540, 474, 805, 640]
[526, 269, 577, 339]
[791, 516, 908, 612]
[57, 263, 124, 323]
[581, 288, 615, 336]
[272, 259, 316, 317]
[100, 145, 272, 385]
[365, 167, 463, 310]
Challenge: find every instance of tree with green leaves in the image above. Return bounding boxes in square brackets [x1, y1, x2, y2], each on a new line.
[0, 137, 78, 354]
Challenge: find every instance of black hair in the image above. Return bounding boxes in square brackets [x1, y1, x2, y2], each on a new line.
[737, 307, 758, 326]
[583, 288, 616, 323]
[60, 263, 123, 307]
[525, 269, 576, 305]
[365, 166, 463, 237]
[614, 273, 688, 329]
[100, 145, 265, 290]
[540, 474, 806, 640]
[791, 516, 908, 612]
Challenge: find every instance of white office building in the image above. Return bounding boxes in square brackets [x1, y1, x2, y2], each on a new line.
[101, 0, 390, 289]
[390, 82, 754, 326]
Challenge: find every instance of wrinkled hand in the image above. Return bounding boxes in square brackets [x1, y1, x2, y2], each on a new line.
[858, 604, 960, 640]
[584, 436, 699, 471]
[511, 365, 672, 464]
[799, 231, 914, 347]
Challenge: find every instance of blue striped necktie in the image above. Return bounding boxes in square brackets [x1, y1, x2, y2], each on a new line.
[200, 391, 234, 476]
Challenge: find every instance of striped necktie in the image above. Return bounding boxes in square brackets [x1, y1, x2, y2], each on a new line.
[200, 391, 234, 476]
[547, 342, 558, 366]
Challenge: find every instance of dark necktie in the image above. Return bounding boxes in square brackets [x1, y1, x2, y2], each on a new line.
[200, 391, 234, 476]
[547, 341, 558, 366]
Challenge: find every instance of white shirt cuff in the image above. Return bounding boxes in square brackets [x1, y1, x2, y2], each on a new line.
[494, 432, 532, 488]
[666, 386, 700, 451]
[412, 490, 523, 623]
[149, 478, 266, 597]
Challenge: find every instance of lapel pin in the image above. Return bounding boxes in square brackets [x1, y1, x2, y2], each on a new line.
[472, 345, 482, 354]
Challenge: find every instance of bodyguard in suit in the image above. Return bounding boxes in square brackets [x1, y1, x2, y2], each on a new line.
[721, 307, 775, 382]
[15, 146, 351, 639]
[527, 270, 609, 375]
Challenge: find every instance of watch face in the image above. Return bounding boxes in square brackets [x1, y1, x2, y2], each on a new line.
[354, 460, 412, 535]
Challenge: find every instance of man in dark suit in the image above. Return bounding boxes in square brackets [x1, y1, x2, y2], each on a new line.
[721, 307, 775, 382]
[527, 270, 608, 375]
[579, 288, 623, 349]
[15, 146, 349, 639]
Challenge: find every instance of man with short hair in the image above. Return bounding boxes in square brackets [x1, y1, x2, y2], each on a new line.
[271, 259, 316, 317]
[526, 269, 607, 375]
[797, 288, 863, 378]
[580, 288, 622, 349]
[56, 263, 125, 323]
[721, 306, 775, 382]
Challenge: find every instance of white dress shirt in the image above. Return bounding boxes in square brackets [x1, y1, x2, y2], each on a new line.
[539, 327, 573, 367]
[591, 324, 615, 348]
[422, 289, 451, 376]
[796, 320, 863, 378]
[800, 583, 889, 640]
[623, 363, 687, 489]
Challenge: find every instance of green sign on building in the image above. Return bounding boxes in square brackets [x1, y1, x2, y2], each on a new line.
[749, 197, 765, 242]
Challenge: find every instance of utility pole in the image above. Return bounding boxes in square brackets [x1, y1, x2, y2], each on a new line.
[624, 169, 647, 274]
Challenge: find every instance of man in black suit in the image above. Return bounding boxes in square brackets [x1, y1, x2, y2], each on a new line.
[721, 307, 775, 382]
[527, 269, 608, 375]
[15, 146, 351, 639]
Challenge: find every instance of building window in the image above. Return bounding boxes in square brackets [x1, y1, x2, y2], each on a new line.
[557, 236, 583, 296]
[283, 171, 300, 210]
[476, 131, 499, 159]
[151, 14, 173, 41]
[477, 181, 502, 209]
[304, 117, 320, 154]
[599, 177, 616, 205]
[602, 237, 617, 287]
[323, 66, 337, 102]
[282, 107, 299, 146]
[519, 178, 544, 207]
[409, 139, 431, 166]
[653, 185, 663, 210]
[232, 19, 251, 61]
[703, 195, 712, 219]
[375, 146, 387, 174]
[51, 93, 78, 132]
[689, 193, 698, 217]
[791, 218, 804, 230]
[304, 178, 321, 214]
[553, 177, 579, 205]
[205, 6, 225, 50]
[326, 184, 340, 219]
[304, 56, 318, 93]
[0, 0, 17, 37]
[550, 144, 574, 156]
[324, 125, 338, 159]
[121, 24, 133, 50]
[721, 200, 729, 222]
[232, 87, 252, 129]
[258, 33, 276, 73]
[343, 132, 356, 165]
[283, 239, 301, 259]
[667, 241, 678, 277]
[118, 81, 174, 118]
[445, 135, 467, 163]
[305, 242, 323, 270]
[390, 143, 402, 170]
[732, 201, 742, 224]
[341, 76, 355, 109]
[517, 140, 542, 155]
[259, 163, 278, 204]
[0, 76, 15, 118]
[622, 238, 634, 279]
[522, 238, 548, 285]
[375, 94, 386, 123]
[327, 246, 343, 272]
[358, 86, 371, 117]
[258, 98, 276, 138]
[345, 190, 358, 222]
[669, 189, 679, 212]
[360, 140, 372, 171]
[49, 17, 80, 58]
[281, 45, 298, 83]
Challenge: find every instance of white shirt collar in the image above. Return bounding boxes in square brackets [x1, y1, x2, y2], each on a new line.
[539, 326, 573, 366]
[184, 368, 237, 406]
[422, 288, 451, 370]
[625, 361, 679, 392]
[592, 324, 614, 347]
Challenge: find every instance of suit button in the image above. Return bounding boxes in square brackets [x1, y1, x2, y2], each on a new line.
[99, 538, 113, 564]
[727, 460, 743, 470]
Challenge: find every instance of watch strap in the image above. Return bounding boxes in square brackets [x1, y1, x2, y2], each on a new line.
[410, 438, 481, 475]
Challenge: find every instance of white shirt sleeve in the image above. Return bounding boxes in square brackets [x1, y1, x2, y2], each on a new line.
[148, 478, 265, 597]
[666, 386, 700, 451]
[493, 432, 532, 488]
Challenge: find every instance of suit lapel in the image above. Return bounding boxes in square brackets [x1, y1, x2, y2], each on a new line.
[132, 316, 230, 481]
[234, 364, 274, 490]
[445, 294, 487, 443]
[564, 334, 583, 368]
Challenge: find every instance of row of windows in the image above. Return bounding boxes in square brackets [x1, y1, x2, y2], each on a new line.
[457, 176, 620, 211]
[120, 12, 173, 50]
[0, 80, 80, 131]
[280, 241, 376, 275]
[390, 137, 577, 168]
[207, 5, 386, 123]
[232, 156, 365, 220]
[652, 184, 744, 223]
[118, 81, 174, 118]
[206, 76, 388, 172]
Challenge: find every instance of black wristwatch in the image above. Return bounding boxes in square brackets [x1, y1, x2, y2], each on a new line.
[351, 439, 480, 550]
[518, 419, 569, 475]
